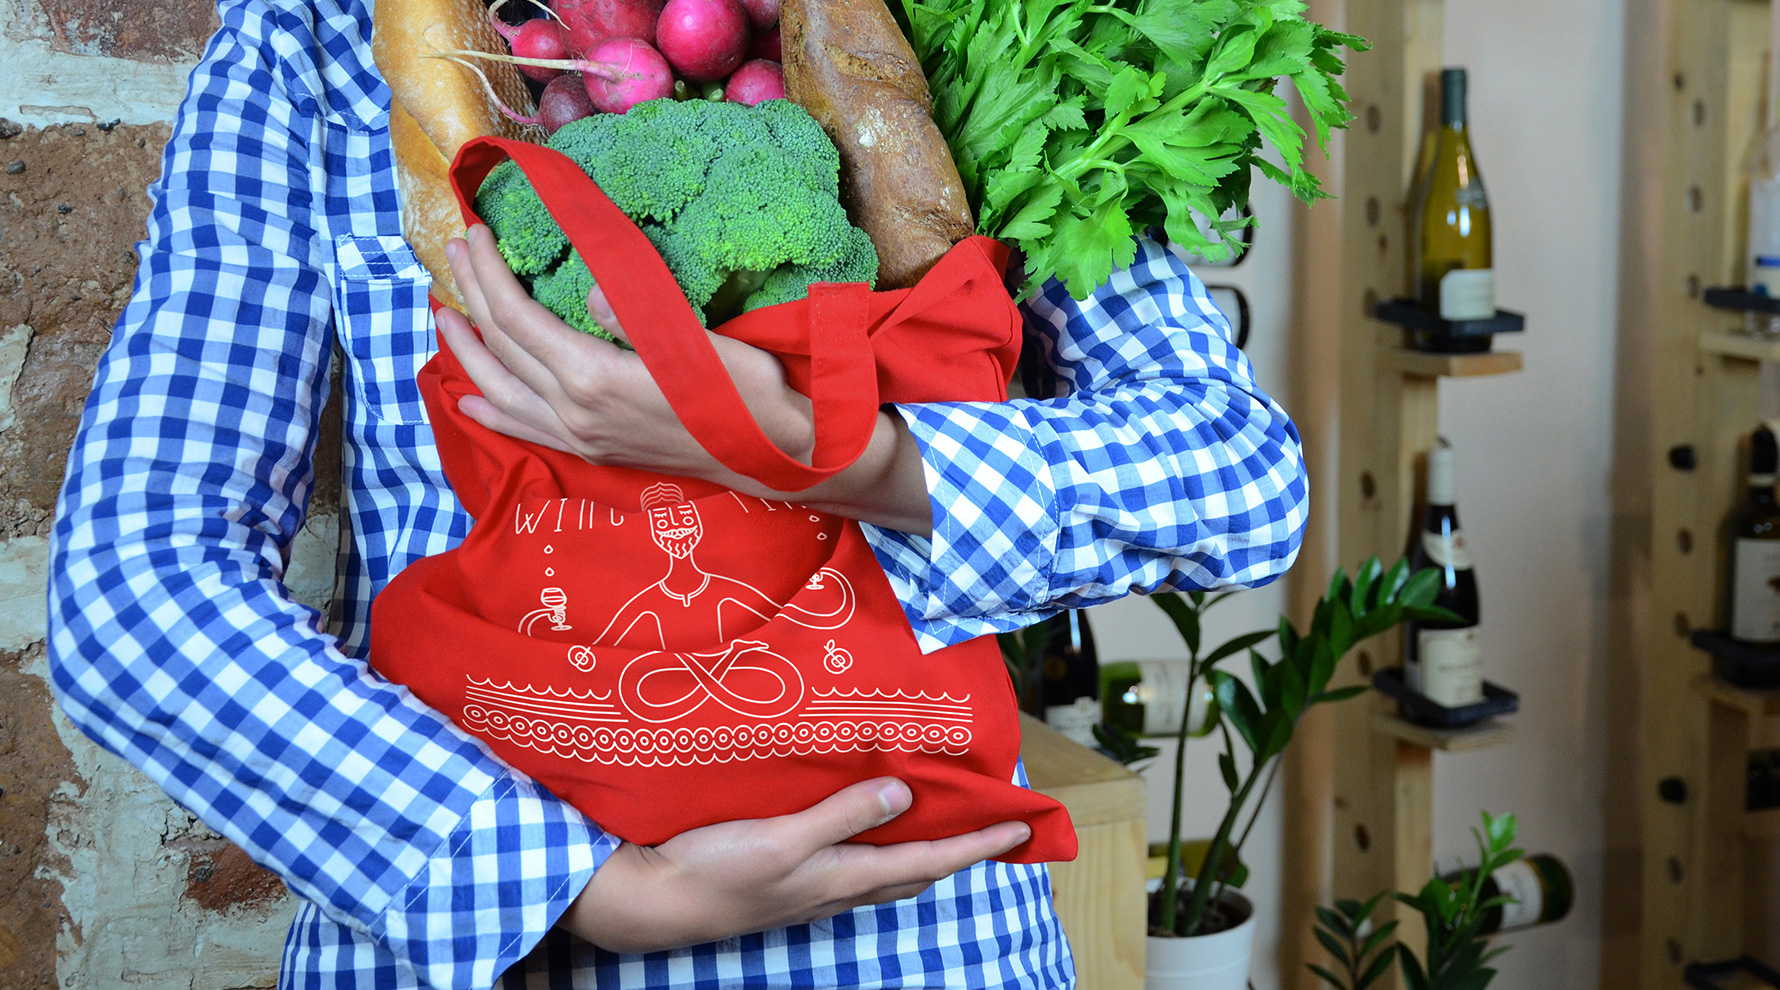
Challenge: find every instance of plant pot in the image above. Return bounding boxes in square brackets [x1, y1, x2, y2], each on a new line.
[1145, 889, 1256, 990]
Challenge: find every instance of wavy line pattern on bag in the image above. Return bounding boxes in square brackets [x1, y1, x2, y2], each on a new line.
[459, 709, 973, 765]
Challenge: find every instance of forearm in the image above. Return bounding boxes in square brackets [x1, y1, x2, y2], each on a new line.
[862, 236, 1308, 649]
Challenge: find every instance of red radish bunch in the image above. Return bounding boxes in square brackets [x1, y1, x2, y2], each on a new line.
[456, 0, 785, 126]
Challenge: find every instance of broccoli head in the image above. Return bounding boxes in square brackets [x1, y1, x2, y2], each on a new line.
[474, 98, 878, 333]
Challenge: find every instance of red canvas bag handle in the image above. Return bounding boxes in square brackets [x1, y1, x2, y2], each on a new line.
[449, 136, 880, 492]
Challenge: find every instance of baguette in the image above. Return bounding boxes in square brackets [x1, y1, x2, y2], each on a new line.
[781, 0, 973, 289]
[373, 0, 541, 306]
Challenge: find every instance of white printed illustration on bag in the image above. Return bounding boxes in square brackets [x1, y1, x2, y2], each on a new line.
[592, 483, 855, 649]
[472, 487, 976, 762]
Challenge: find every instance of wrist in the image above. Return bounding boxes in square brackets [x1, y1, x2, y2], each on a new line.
[797, 411, 933, 536]
[560, 842, 702, 953]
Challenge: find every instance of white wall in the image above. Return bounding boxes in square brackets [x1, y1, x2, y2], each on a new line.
[1434, 1, 1624, 987]
[1096, 2, 1627, 988]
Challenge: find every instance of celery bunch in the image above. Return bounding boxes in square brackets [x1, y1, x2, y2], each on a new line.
[898, 0, 1367, 299]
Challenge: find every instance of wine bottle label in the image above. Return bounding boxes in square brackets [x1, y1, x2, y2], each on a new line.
[1421, 529, 1474, 569]
[1125, 660, 1189, 735]
[1733, 538, 1780, 642]
[1492, 860, 1545, 930]
[1439, 268, 1495, 321]
[1045, 696, 1101, 748]
[1754, 256, 1780, 297]
[1411, 626, 1484, 707]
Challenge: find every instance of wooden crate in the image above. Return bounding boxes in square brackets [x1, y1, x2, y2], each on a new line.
[1020, 714, 1148, 990]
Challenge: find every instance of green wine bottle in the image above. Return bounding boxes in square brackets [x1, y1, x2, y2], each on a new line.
[1730, 425, 1780, 643]
[1442, 854, 1574, 933]
[1413, 68, 1494, 350]
[1100, 661, 1218, 738]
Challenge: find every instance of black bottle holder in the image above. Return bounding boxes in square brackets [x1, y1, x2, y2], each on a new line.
[1371, 668, 1520, 729]
[1372, 298, 1526, 354]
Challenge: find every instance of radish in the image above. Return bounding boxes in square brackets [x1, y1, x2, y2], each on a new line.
[747, 25, 779, 62]
[737, 0, 778, 32]
[538, 72, 599, 131]
[424, 36, 672, 117]
[488, 0, 574, 82]
[724, 59, 783, 106]
[655, 0, 750, 82]
[579, 36, 675, 113]
[553, 0, 666, 51]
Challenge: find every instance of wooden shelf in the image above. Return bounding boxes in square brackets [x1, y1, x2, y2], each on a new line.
[1692, 674, 1780, 719]
[1372, 712, 1517, 752]
[1699, 330, 1780, 363]
[1379, 348, 1523, 379]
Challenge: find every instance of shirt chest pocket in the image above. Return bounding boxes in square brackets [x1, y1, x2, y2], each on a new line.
[332, 233, 436, 425]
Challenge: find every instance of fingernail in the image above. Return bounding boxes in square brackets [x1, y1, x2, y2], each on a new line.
[1014, 823, 1032, 844]
[876, 780, 911, 821]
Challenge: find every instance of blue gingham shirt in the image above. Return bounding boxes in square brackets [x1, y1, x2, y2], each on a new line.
[44, 1, 1306, 987]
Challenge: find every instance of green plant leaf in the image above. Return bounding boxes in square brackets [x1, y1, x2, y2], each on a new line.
[1307, 963, 1349, 990]
[1314, 927, 1352, 968]
[1153, 592, 1202, 657]
[1204, 629, 1276, 666]
[1227, 861, 1250, 888]
[1218, 750, 1241, 792]
[1397, 946, 1429, 990]
[1358, 944, 1398, 990]
[1485, 810, 1517, 851]
[1277, 653, 1308, 718]
[1316, 905, 1350, 935]
[1359, 918, 1400, 959]
[1351, 555, 1382, 617]
[1381, 558, 1410, 599]
[1211, 671, 1263, 752]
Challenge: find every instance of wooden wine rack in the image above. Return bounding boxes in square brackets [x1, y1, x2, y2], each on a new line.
[1626, 0, 1780, 984]
[1279, 0, 1524, 986]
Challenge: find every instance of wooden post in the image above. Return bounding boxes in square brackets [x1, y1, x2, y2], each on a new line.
[1327, 0, 1451, 980]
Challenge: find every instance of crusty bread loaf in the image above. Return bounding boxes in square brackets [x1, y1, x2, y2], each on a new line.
[373, 0, 542, 306]
[781, 0, 973, 289]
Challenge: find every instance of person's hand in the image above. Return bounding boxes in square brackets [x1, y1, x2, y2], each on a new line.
[438, 224, 816, 485]
[437, 225, 934, 534]
[557, 777, 1031, 954]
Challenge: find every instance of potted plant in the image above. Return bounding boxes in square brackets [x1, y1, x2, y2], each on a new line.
[1310, 811, 1525, 990]
[1140, 556, 1448, 990]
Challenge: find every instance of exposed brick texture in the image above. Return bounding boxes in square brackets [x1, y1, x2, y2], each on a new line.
[0, 120, 166, 518]
[7, 0, 218, 63]
[0, 643, 77, 989]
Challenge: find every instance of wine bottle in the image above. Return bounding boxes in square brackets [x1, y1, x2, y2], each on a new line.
[1442, 855, 1574, 933]
[1101, 661, 1218, 738]
[1413, 67, 1494, 351]
[1041, 610, 1101, 747]
[1729, 425, 1780, 643]
[1748, 126, 1780, 310]
[1405, 440, 1484, 708]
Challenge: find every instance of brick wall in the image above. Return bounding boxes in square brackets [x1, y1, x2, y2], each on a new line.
[0, 2, 339, 986]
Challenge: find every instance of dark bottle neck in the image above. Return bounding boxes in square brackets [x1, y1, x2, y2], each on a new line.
[1425, 503, 1461, 529]
[1442, 69, 1468, 129]
[1752, 475, 1777, 505]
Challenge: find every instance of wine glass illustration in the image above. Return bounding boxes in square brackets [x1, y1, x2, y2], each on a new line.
[520, 587, 573, 635]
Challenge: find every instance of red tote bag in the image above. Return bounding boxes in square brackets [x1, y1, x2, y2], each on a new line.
[367, 135, 1075, 863]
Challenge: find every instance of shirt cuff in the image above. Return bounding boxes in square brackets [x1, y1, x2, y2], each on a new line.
[861, 400, 1063, 652]
[372, 774, 616, 989]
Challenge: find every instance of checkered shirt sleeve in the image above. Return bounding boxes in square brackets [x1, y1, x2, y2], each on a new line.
[863, 238, 1308, 651]
[45, 4, 610, 987]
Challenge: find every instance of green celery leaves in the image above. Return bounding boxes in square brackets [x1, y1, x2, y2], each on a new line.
[899, 0, 1367, 300]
